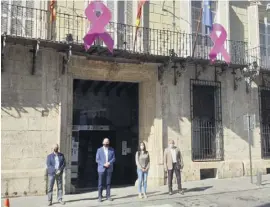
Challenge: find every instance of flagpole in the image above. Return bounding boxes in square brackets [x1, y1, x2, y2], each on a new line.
[192, 7, 203, 58]
[133, 0, 141, 52]
[133, 28, 139, 52]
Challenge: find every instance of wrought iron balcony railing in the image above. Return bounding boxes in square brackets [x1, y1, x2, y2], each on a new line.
[247, 46, 270, 70]
[1, 3, 267, 68]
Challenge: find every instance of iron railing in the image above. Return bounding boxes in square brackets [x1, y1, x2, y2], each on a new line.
[259, 87, 270, 159]
[248, 46, 270, 70]
[190, 80, 223, 161]
[1, 3, 266, 67]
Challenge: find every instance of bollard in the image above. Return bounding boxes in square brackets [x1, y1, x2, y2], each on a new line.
[256, 170, 262, 186]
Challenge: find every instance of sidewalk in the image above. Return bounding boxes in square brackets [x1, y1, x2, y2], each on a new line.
[3, 175, 270, 207]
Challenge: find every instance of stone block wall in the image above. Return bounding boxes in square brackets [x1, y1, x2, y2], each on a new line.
[1, 44, 61, 197]
[2, 43, 270, 197]
[160, 63, 270, 181]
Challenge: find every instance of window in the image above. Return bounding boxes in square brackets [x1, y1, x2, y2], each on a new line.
[191, 1, 217, 46]
[1, 0, 35, 37]
[191, 1, 217, 35]
[190, 79, 223, 161]
[259, 22, 270, 56]
[259, 87, 270, 159]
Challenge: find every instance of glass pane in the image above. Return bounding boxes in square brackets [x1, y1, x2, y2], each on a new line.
[25, 19, 33, 37]
[192, 1, 201, 8]
[1, 17, 8, 33]
[260, 34, 265, 46]
[11, 5, 22, 17]
[26, 0, 34, 18]
[26, 0, 34, 8]
[11, 18, 22, 35]
[259, 23, 265, 34]
[1, 1, 9, 15]
[211, 1, 217, 11]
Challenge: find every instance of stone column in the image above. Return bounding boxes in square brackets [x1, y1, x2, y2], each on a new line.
[139, 65, 164, 187]
[59, 57, 74, 194]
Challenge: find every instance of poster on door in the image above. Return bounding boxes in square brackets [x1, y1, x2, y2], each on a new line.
[71, 137, 79, 162]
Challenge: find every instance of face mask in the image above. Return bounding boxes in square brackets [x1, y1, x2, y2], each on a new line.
[140, 146, 144, 150]
[103, 144, 109, 148]
[169, 144, 174, 148]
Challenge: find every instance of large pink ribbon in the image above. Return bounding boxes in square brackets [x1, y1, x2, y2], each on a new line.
[84, 0, 114, 53]
[209, 23, 231, 63]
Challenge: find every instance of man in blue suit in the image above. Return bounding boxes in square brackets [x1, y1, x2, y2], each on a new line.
[46, 144, 66, 206]
[96, 138, 116, 202]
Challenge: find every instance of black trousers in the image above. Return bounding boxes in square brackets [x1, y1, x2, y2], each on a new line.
[98, 169, 112, 199]
[168, 163, 182, 192]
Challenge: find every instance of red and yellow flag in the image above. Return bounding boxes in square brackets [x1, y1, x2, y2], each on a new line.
[50, 0, 56, 22]
[133, 0, 147, 51]
[135, 0, 147, 29]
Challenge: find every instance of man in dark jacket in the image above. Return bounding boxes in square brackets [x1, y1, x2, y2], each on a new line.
[46, 144, 66, 206]
[96, 138, 116, 202]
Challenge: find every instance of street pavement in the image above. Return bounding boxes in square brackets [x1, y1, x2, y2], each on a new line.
[3, 175, 270, 207]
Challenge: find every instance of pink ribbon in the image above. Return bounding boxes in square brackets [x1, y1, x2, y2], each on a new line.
[209, 23, 231, 63]
[84, 1, 114, 53]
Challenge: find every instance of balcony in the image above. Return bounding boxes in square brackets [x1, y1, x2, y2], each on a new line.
[1, 3, 266, 68]
[248, 47, 270, 70]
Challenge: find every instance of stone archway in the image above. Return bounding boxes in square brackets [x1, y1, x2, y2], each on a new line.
[59, 56, 164, 193]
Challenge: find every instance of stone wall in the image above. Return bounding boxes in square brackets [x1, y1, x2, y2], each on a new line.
[2, 43, 270, 197]
[160, 63, 270, 181]
[1, 44, 61, 196]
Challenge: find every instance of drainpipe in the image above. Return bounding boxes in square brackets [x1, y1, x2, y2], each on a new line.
[265, 4, 269, 67]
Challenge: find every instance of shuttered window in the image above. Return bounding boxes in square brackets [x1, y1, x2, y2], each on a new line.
[1, 0, 35, 37]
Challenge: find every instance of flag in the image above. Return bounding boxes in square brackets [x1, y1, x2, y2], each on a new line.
[133, 0, 147, 51]
[202, 0, 213, 30]
[50, 0, 56, 22]
[135, 0, 146, 29]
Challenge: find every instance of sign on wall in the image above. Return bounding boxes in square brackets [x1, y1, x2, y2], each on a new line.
[71, 137, 79, 162]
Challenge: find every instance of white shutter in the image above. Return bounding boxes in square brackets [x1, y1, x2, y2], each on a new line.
[1, 0, 44, 38]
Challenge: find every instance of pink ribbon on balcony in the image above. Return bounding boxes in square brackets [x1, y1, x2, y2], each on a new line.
[209, 23, 231, 64]
[83, 0, 114, 53]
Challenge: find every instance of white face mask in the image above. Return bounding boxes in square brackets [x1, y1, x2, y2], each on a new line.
[169, 144, 174, 148]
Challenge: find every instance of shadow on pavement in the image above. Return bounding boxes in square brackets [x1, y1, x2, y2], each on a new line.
[65, 191, 159, 203]
[184, 186, 212, 193]
[256, 204, 270, 207]
[113, 191, 159, 200]
[157, 186, 212, 196]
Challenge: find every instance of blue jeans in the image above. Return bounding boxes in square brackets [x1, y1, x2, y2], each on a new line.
[98, 169, 112, 199]
[47, 174, 63, 202]
[137, 169, 148, 193]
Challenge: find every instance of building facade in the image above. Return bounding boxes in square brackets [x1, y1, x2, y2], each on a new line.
[1, 0, 270, 197]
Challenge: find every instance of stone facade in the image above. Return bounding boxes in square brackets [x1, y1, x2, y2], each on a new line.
[2, 43, 270, 197]
[1, 45, 61, 196]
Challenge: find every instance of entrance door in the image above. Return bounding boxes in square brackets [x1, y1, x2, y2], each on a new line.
[77, 130, 116, 188]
